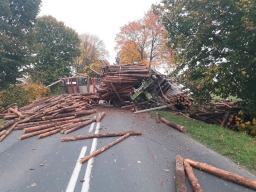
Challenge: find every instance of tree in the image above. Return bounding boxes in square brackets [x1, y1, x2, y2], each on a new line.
[29, 16, 80, 85]
[74, 33, 109, 76]
[0, 0, 41, 88]
[154, 0, 256, 115]
[115, 9, 175, 69]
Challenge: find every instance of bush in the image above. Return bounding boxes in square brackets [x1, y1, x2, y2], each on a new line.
[0, 85, 29, 108]
[21, 83, 50, 102]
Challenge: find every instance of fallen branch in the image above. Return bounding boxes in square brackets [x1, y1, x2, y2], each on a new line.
[80, 133, 130, 164]
[185, 158, 256, 190]
[183, 160, 203, 192]
[61, 130, 142, 142]
[175, 155, 188, 192]
[161, 118, 187, 133]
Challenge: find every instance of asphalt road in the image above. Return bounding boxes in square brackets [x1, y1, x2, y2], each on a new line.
[0, 106, 255, 192]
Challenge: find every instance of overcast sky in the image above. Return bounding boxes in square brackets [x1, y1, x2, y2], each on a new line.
[39, 0, 160, 64]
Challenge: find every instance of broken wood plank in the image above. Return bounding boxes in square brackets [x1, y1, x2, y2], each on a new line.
[161, 118, 187, 133]
[61, 130, 142, 142]
[175, 155, 188, 192]
[185, 158, 256, 190]
[183, 159, 203, 192]
[80, 133, 130, 164]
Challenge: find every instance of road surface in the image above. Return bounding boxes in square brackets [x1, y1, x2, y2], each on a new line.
[0, 106, 255, 192]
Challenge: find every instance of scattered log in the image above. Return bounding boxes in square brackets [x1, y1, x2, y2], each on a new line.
[23, 121, 67, 133]
[19, 126, 61, 140]
[183, 160, 203, 192]
[80, 133, 131, 164]
[0, 122, 18, 142]
[0, 130, 7, 137]
[161, 118, 187, 133]
[38, 129, 61, 139]
[134, 105, 173, 114]
[0, 119, 18, 131]
[63, 118, 96, 134]
[185, 158, 256, 190]
[61, 130, 142, 142]
[96, 112, 105, 122]
[8, 107, 25, 119]
[175, 155, 188, 192]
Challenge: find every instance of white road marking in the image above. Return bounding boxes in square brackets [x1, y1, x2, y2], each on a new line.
[81, 122, 100, 192]
[88, 121, 95, 133]
[66, 146, 87, 192]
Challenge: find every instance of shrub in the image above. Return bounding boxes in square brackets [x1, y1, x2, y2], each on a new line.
[21, 83, 50, 102]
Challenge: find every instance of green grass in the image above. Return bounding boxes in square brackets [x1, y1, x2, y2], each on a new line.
[151, 110, 256, 173]
[0, 119, 3, 126]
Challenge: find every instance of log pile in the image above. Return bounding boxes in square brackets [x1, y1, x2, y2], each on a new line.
[97, 63, 152, 101]
[188, 100, 240, 129]
[0, 94, 99, 141]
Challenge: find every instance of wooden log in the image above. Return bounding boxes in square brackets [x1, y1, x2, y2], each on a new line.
[0, 130, 7, 137]
[8, 107, 25, 119]
[175, 155, 188, 192]
[63, 118, 96, 134]
[0, 122, 18, 142]
[96, 112, 105, 122]
[23, 121, 68, 133]
[19, 126, 61, 140]
[3, 114, 19, 119]
[61, 130, 142, 142]
[185, 158, 256, 190]
[221, 111, 230, 127]
[38, 129, 61, 139]
[183, 160, 203, 192]
[156, 112, 160, 123]
[80, 133, 130, 164]
[161, 118, 187, 133]
[0, 119, 18, 131]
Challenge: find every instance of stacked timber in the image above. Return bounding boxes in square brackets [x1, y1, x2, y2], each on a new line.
[98, 63, 152, 101]
[0, 94, 98, 141]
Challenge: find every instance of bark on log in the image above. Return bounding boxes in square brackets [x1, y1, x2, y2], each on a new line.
[19, 126, 61, 140]
[0, 119, 18, 131]
[38, 129, 61, 139]
[23, 121, 67, 133]
[0, 122, 18, 142]
[185, 158, 256, 190]
[9, 107, 25, 118]
[0, 130, 7, 137]
[221, 111, 230, 127]
[96, 112, 105, 122]
[183, 160, 203, 192]
[63, 118, 96, 134]
[175, 155, 188, 192]
[61, 130, 142, 142]
[161, 118, 187, 133]
[80, 133, 130, 164]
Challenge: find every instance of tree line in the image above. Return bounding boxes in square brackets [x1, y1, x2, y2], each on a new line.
[0, 0, 109, 88]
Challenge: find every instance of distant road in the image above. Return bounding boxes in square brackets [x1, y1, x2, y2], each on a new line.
[0, 106, 255, 192]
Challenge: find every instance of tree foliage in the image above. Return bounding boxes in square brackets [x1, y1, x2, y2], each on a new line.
[0, 0, 41, 88]
[154, 0, 256, 115]
[74, 33, 109, 77]
[115, 9, 175, 69]
[29, 16, 81, 85]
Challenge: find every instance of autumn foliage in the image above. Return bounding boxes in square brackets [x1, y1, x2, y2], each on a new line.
[21, 83, 50, 102]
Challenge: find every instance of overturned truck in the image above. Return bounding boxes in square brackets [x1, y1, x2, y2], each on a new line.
[97, 63, 193, 110]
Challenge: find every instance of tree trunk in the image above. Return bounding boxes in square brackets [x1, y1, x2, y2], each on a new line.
[175, 155, 188, 192]
[38, 129, 62, 139]
[8, 107, 25, 119]
[161, 118, 187, 133]
[63, 118, 96, 134]
[185, 158, 256, 190]
[0, 122, 18, 142]
[80, 133, 130, 164]
[96, 112, 105, 122]
[183, 160, 203, 192]
[61, 130, 142, 142]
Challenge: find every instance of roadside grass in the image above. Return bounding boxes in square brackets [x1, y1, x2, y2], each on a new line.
[151, 110, 256, 173]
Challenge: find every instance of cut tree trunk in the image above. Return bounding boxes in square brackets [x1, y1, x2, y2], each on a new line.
[161, 118, 187, 133]
[63, 118, 96, 134]
[9, 107, 25, 119]
[185, 158, 256, 190]
[0, 123, 18, 142]
[61, 130, 142, 142]
[175, 155, 188, 192]
[38, 129, 62, 139]
[96, 112, 105, 122]
[80, 133, 130, 164]
[183, 160, 203, 192]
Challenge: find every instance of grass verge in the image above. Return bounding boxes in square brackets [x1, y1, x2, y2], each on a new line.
[151, 110, 256, 173]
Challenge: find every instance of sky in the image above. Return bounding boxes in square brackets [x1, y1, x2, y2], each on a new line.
[39, 0, 160, 64]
